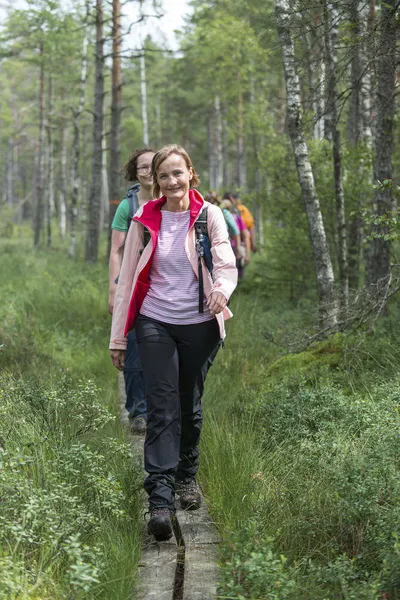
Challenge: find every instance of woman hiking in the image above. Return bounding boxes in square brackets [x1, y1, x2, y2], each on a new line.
[109, 144, 237, 541]
[108, 148, 156, 434]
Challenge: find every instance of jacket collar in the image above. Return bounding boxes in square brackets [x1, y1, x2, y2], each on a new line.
[135, 189, 205, 232]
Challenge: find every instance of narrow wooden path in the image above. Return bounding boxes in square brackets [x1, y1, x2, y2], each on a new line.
[118, 375, 220, 599]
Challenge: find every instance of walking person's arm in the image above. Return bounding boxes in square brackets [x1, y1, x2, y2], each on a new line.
[108, 230, 127, 314]
[110, 219, 144, 367]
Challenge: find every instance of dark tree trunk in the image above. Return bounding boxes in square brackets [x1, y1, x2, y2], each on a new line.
[324, 1, 348, 312]
[368, 0, 397, 285]
[85, 0, 104, 263]
[108, 0, 122, 248]
[34, 43, 45, 248]
[46, 73, 54, 248]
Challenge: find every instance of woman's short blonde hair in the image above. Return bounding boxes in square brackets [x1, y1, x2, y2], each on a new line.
[151, 144, 200, 198]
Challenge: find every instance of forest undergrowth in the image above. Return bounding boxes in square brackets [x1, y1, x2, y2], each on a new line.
[2, 230, 400, 599]
[201, 253, 400, 600]
[0, 232, 143, 600]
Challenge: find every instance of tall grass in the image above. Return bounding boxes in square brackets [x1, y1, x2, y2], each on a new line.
[200, 256, 400, 599]
[0, 233, 142, 599]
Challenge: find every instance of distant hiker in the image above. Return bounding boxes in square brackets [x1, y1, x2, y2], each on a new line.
[221, 196, 250, 280]
[231, 192, 257, 253]
[205, 191, 242, 257]
[108, 148, 156, 434]
[110, 145, 237, 541]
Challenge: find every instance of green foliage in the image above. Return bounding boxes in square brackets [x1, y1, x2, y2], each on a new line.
[201, 288, 400, 599]
[0, 238, 142, 599]
[266, 338, 343, 379]
[218, 521, 297, 599]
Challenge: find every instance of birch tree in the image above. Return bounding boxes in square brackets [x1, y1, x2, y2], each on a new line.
[324, 1, 348, 311]
[69, 19, 88, 259]
[276, 0, 337, 329]
[34, 42, 45, 248]
[85, 0, 104, 263]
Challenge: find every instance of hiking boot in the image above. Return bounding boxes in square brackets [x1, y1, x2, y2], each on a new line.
[175, 479, 202, 511]
[147, 508, 174, 541]
[129, 415, 146, 435]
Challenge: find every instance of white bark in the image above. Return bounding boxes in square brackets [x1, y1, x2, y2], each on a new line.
[215, 95, 223, 191]
[69, 27, 88, 259]
[237, 89, 247, 191]
[325, 1, 348, 311]
[6, 139, 13, 206]
[306, 30, 325, 141]
[34, 45, 45, 248]
[100, 132, 109, 233]
[276, 0, 337, 329]
[59, 122, 67, 240]
[140, 50, 149, 146]
[46, 73, 54, 248]
[208, 111, 216, 190]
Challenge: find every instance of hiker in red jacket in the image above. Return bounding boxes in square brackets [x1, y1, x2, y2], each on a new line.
[110, 144, 237, 541]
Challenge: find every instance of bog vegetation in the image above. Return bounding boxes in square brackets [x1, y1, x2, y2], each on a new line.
[1, 0, 400, 598]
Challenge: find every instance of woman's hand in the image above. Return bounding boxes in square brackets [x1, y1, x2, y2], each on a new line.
[110, 349, 125, 371]
[207, 291, 228, 316]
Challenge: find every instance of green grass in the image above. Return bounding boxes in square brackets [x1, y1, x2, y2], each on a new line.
[200, 256, 400, 599]
[0, 231, 142, 599]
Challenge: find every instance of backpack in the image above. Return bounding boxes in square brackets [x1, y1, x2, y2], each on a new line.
[126, 184, 140, 230]
[127, 183, 151, 248]
[195, 207, 213, 313]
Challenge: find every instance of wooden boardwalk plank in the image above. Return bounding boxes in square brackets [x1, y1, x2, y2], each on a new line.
[118, 373, 220, 599]
[135, 533, 177, 600]
[182, 544, 219, 600]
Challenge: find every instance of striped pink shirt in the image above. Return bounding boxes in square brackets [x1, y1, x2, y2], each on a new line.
[139, 209, 214, 324]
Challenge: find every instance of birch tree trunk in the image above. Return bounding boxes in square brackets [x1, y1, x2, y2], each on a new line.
[368, 0, 397, 285]
[59, 119, 68, 240]
[46, 73, 54, 248]
[34, 43, 45, 248]
[208, 109, 216, 189]
[276, 0, 337, 329]
[306, 24, 325, 141]
[324, 1, 348, 311]
[108, 0, 122, 242]
[215, 95, 224, 191]
[85, 0, 104, 263]
[69, 26, 88, 259]
[237, 87, 247, 191]
[100, 132, 108, 233]
[6, 139, 13, 207]
[140, 49, 149, 146]
[155, 97, 162, 146]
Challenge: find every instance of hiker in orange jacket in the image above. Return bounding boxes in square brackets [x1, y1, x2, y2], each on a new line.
[231, 192, 257, 253]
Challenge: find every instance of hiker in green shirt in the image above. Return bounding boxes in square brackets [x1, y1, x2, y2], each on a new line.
[108, 148, 156, 434]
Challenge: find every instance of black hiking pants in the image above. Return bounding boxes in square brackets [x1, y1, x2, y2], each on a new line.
[135, 314, 220, 509]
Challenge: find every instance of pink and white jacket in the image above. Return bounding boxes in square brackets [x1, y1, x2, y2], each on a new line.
[109, 189, 238, 350]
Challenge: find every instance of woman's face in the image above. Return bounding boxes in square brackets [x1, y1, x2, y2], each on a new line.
[156, 153, 193, 203]
[136, 152, 155, 188]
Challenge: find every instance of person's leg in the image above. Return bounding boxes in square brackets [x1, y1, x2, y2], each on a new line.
[135, 316, 180, 510]
[123, 330, 146, 418]
[174, 319, 220, 484]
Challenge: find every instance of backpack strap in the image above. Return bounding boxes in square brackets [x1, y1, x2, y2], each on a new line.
[195, 207, 212, 313]
[126, 185, 140, 230]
